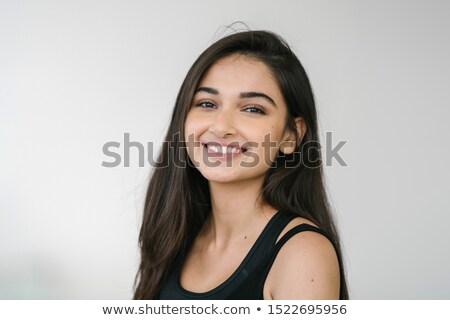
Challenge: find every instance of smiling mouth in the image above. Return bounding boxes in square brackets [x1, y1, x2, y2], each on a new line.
[202, 143, 249, 156]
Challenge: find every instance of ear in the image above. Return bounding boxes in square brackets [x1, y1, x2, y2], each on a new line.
[279, 117, 307, 154]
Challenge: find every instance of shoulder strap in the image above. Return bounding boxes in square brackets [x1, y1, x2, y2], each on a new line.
[274, 224, 333, 253]
[230, 222, 337, 299]
[236, 210, 297, 276]
[256, 210, 297, 250]
[261, 224, 338, 282]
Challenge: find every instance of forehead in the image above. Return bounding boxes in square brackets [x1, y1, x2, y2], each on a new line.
[197, 54, 282, 96]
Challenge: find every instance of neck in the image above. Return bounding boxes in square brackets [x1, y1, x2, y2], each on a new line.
[203, 177, 277, 247]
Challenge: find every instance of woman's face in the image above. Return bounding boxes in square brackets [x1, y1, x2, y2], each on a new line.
[184, 54, 295, 184]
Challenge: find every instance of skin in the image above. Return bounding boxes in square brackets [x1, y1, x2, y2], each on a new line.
[182, 54, 340, 299]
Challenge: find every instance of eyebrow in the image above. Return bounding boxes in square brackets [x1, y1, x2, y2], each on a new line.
[195, 87, 277, 108]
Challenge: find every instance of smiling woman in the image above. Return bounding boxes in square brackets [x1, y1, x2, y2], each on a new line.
[185, 55, 296, 184]
[134, 30, 349, 300]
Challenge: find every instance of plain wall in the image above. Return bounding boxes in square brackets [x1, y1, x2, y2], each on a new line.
[1, 0, 449, 299]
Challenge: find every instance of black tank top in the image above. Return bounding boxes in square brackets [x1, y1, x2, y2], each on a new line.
[157, 210, 337, 299]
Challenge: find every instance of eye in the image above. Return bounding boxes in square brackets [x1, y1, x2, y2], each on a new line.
[242, 106, 266, 115]
[195, 101, 217, 110]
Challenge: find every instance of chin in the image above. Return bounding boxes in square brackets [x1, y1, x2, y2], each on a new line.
[197, 166, 267, 185]
[199, 169, 242, 184]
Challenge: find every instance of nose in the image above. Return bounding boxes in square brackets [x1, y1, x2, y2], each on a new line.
[208, 106, 237, 138]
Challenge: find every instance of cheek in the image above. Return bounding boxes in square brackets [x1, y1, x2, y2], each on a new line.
[253, 127, 285, 163]
[184, 113, 208, 162]
[184, 112, 209, 138]
[184, 112, 194, 138]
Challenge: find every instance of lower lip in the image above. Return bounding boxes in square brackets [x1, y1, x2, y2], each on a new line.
[203, 145, 245, 158]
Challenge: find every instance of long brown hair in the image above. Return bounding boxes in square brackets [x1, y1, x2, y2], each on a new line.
[134, 30, 349, 299]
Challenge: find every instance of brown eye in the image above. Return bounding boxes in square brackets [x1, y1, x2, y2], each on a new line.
[196, 101, 217, 109]
[242, 106, 266, 115]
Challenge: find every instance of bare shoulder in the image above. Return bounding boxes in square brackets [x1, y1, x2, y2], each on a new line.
[265, 217, 340, 300]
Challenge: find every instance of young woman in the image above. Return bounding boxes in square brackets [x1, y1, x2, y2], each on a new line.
[134, 30, 349, 300]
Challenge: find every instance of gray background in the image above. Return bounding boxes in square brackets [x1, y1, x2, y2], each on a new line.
[1, 0, 449, 299]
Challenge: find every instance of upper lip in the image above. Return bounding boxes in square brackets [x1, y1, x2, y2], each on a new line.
[201, 141, 249, 151]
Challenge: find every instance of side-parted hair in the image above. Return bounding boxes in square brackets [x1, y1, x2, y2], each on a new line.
[134, 30, 349, 299]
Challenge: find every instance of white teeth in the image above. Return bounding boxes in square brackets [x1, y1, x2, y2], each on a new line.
[206, 144, 241, 154]
[208, 145, 221, 153]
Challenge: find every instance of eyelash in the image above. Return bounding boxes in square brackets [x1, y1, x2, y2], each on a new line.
[195, 101, 266, 115]
[242, 106, 266, 115]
